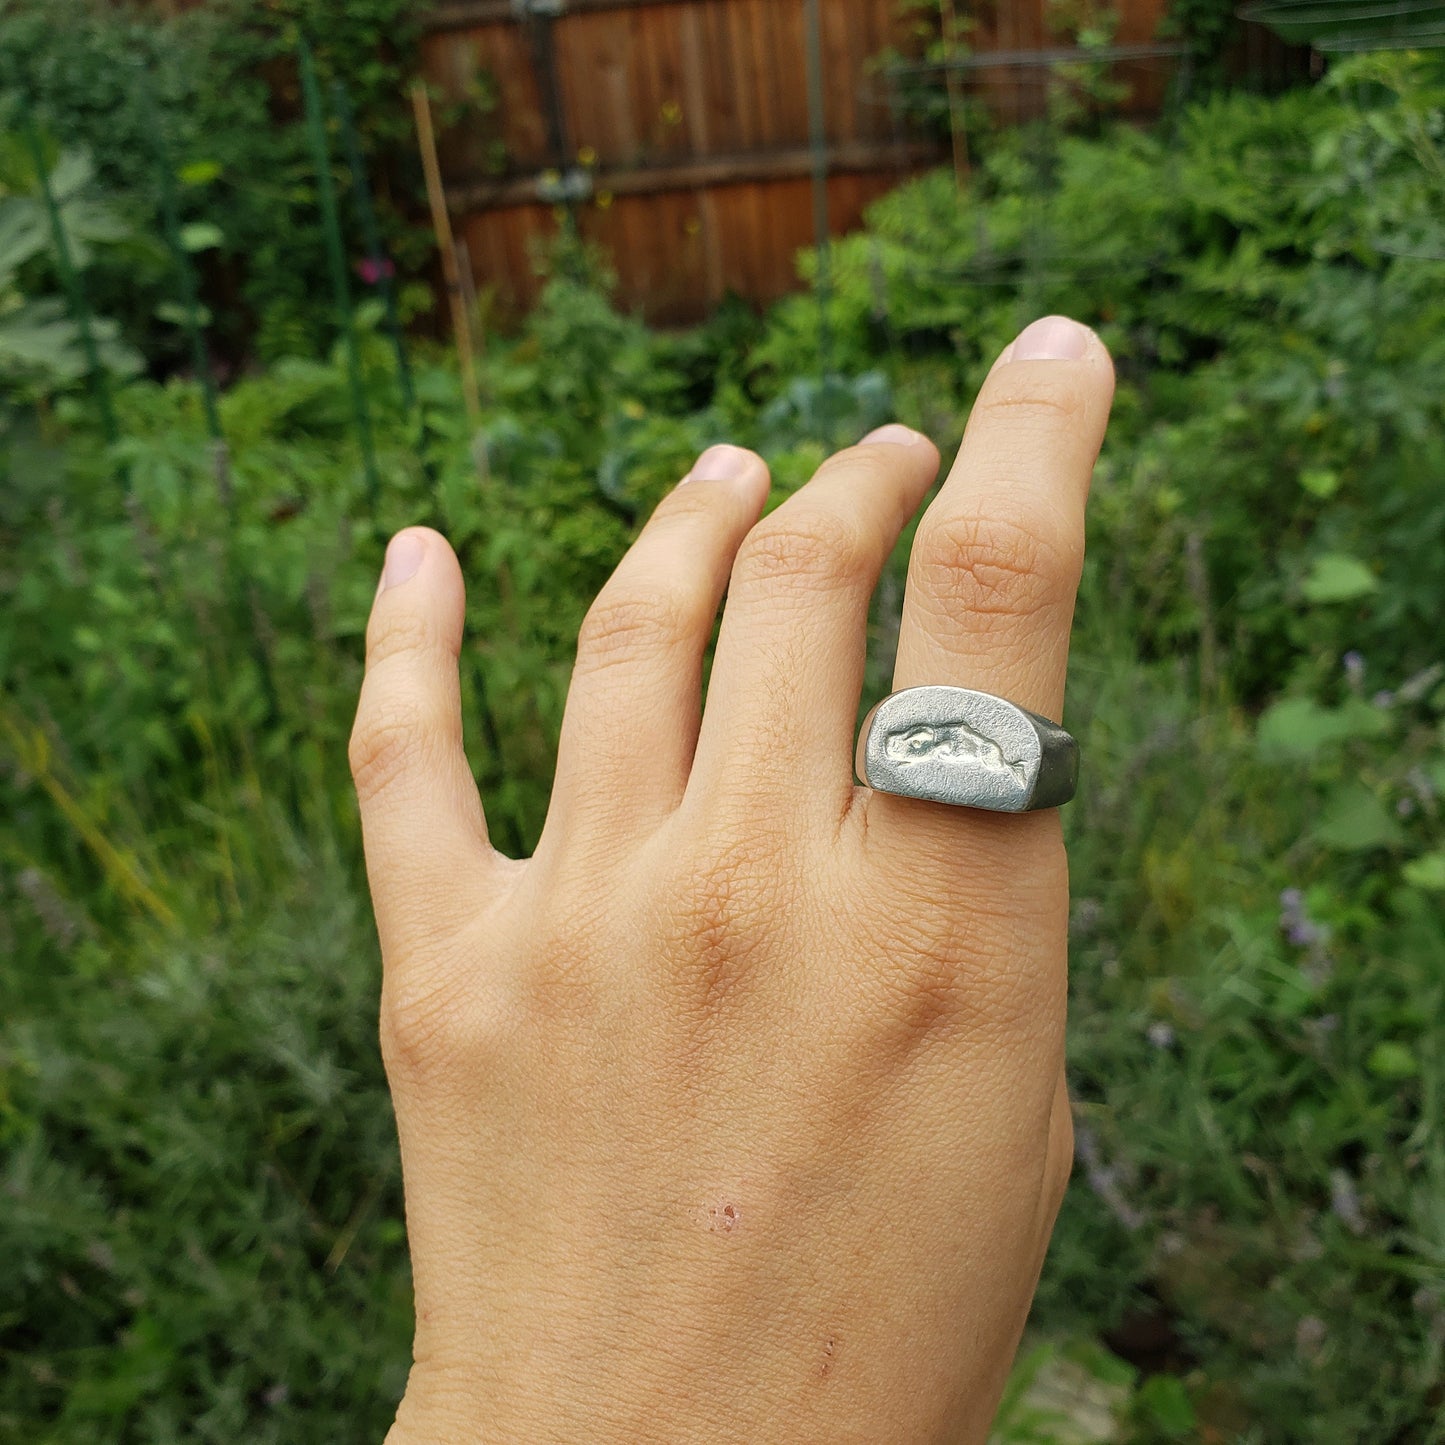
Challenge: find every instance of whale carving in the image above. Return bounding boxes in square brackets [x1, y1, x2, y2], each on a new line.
[858, 686, 1077, 813]
[882, 720, 1028, 786]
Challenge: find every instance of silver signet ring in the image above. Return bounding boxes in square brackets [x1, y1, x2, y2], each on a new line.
[855, 686, 1079, 813]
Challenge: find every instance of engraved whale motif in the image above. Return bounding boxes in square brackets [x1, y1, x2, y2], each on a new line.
[882, 720, 1028, 786]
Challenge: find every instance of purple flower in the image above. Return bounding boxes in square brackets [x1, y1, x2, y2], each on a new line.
[1342, 651, 1365, 689]
[1372, 689, 1395, 709]
[1280, 888, 1331, 951]
[354, 256, 396, 285]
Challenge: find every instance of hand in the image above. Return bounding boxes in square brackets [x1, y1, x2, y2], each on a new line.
[351, 315, 1115, 1444]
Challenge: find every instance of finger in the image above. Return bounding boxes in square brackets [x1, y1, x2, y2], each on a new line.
[538, 445, 770, 854]
[350, 528, 500, 957]
[891, 315, 1114, 719]
[687, 426, 941, 823]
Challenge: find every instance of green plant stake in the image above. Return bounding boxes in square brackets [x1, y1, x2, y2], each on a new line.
[135, 62, 224, 449]
[15, 87, 119, 451]
[332, 76, 415, 416]
[297, 35, 381, 514]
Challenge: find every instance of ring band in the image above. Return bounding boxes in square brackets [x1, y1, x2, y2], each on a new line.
[855, 686, 1079, 813]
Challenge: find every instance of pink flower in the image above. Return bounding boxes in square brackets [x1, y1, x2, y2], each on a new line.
[354, 256, 396, 285]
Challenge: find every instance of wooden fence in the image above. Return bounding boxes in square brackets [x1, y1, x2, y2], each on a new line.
[112, 0, 1302, 325]
[417, 0, 1181, 324]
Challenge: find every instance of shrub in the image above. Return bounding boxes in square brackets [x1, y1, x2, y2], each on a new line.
[1, 0, 425, 368]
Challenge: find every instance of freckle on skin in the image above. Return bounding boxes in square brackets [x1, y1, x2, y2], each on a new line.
[704, 1201, 741, 1233]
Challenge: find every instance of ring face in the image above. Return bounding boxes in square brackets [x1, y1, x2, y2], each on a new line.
[855, 686, 1079, 812]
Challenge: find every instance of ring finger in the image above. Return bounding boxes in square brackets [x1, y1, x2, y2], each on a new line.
[865, 315, 1115, 851]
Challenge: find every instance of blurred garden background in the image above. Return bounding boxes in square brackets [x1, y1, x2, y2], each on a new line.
[3, 0, 1445, 1439]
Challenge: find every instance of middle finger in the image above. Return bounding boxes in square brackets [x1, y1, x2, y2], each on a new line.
[686, 426, 940, 823]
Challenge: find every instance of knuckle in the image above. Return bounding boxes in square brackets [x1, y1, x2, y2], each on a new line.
[852, 893, 1056, 1048]
[516, 909, 612, 1014]
[653, 480, 732, 525]
[911, 509, 1079, 623]
[380, 954, 523, 1085]
[349, 696, 428, 800]
[810, 451, 886, 490]
[575, 587, 697, 676]
[366, 604, 435, 667]
[661, 836, 781, 1008]
[733, 509, 869, 595]
[981, 371, 1093, 424]
[379, 972, 474, 1082]
[867, 919, 973, 1042]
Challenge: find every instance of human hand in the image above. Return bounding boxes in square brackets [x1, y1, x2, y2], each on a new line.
[351, 315, 1114, 1444]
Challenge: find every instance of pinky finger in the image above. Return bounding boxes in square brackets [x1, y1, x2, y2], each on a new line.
[349, 528, 506, 959]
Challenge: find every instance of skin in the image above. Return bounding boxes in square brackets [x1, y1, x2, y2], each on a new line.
[351, 314, 1116, 1444]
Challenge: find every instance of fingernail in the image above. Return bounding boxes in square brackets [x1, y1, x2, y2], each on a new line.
[1010, 315, 1092, 362]
[859, 423, 925, 447]
[684, 443, 753, 482]
[382, 531, 425, 590]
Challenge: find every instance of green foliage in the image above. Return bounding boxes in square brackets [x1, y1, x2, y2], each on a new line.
[1157, 0, 1247, 81]
[1, 0, 425, 367]
[0, 839, 410, 1442]
[870, 0, 990, 148]
[0, 137, 142, 412]
[1042, 639, 1445, 1439]
[760, 52, 1445, 702]
[6, 53, 1445, 1445]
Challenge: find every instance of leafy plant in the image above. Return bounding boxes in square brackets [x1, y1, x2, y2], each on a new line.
[0, 0, 426, 368]
[0, 141, 141, 409]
